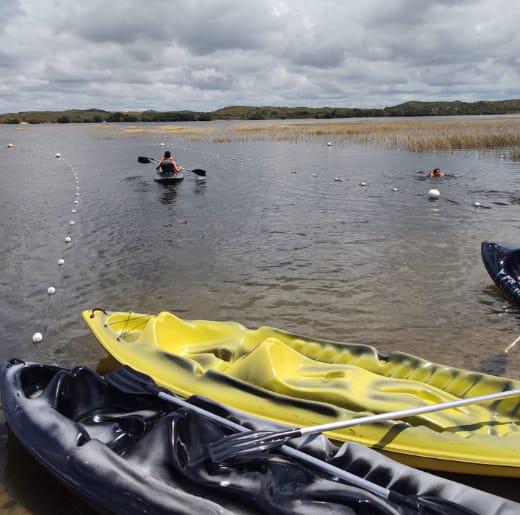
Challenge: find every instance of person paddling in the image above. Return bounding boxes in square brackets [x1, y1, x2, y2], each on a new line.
[156, 151, 182, 175]
[426, 168, 444, 177]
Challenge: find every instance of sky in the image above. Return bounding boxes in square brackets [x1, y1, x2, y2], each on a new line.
[1, 0, 519, 112]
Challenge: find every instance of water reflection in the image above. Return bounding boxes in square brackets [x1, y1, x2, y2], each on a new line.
[158, 182, 180, 205]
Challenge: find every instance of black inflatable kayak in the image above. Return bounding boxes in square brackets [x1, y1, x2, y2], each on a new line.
[154, 171, 184, 183]
[481, 241, 520, 301]
[1, 359, 518, 515]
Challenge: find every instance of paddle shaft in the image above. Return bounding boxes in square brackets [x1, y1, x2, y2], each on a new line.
[299, 387, 520, 437]
[153, 390, 390, 498]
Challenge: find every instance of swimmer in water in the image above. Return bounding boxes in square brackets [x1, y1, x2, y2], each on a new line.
[426, 168, 444, 177]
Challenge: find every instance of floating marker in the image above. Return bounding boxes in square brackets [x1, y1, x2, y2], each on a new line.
[474, 201, 481, 207]
[428, 188, 441, 200]
[74, 200, 79, 204]
[334, 177, 341, 182]
[65, 236, 72, 243]
[360, 181, 367, 186]
[55, 153, 61, 158]
[58, 258, 65, 265]
[392, 187, 398, 192]
[160, 142, 165, 146]
[71, 209, 76, 213]
[311, 173, 317, 177]
[7, 143, 14, 148]
[47, 286, 56, 295]
[291, 170, 297, 174]
[32, 332, 43, 344]
[75, 192, 80, 196]
[69, 220, 75, 225]
[327, 142, 332, 146]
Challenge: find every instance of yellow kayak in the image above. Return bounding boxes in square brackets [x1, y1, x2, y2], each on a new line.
[84, 309, 520, 477]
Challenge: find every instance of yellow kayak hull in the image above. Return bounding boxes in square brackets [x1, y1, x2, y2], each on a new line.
[83, 309, 520, 477]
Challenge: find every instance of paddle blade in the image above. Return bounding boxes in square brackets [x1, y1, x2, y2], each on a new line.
[190, 168, 206, 177]
[208, 430, 294, 464]
[105, 366, 158, 396]
[138, 156, 152, 164]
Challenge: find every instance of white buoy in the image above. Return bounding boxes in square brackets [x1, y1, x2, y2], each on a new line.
[360, 181, 367, 186]
[65, 236, 72, 243]
[428, 188, 441, 200]
[47, 286, 56, 295]
[392, 187, 398, 192]
[32, 332, 43, 344]
[160, 142, 165, 146]
[311, 173, 317, 177]
[55, 153, 61, 158]
[327, 142, 332, 146]
[291, 170, 297, 174]
[76, 186, 80, 190]
[474, 201, 481, 207]
[75, 192, 80, 196]
[69, 220, 75, 225]
[334, 177, 341, 182]
[7, 143, 14, 148]
[74, 200, 79, 204]
[58, 258, 65, 265]
[71, 209, 76, 213]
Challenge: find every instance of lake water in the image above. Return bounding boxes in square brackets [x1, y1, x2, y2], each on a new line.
[1, 120, 520, 511]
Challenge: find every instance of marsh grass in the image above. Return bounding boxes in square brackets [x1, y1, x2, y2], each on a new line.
[118, 117, 520, 152]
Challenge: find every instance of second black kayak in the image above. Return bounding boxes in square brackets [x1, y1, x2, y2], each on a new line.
[2, 359, 519, 515]
[481, 241, 520, 301]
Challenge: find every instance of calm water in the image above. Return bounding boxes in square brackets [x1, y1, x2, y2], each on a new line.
[2, 121, 520, 511]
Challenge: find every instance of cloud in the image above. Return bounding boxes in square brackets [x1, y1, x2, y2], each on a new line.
[1, 0, 519, 112]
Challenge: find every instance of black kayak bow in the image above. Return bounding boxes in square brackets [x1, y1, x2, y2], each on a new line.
[105, 366, 477, 515]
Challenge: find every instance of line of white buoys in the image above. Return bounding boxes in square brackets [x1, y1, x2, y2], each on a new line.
[36, 152, 81, 342]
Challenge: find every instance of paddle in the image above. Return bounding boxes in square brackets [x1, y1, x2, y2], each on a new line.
[137, 156, 206, 177]
[208, 387, 520, 465]
[105, 366, 476, 515]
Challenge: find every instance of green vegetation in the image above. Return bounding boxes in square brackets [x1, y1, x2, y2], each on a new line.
[3, 99, 520, 124]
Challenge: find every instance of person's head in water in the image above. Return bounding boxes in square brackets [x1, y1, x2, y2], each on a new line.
[432, 168, 442, 176]
[164, 151, 171, 159]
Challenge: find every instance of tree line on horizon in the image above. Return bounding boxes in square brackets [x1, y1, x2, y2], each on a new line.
[2, 100, 520, 124]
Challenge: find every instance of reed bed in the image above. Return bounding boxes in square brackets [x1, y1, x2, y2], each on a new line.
[117, 117, 520, 152]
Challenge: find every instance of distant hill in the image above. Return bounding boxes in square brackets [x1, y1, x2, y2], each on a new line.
[2, 99, 520, 124]
[383, 99, 520, 116]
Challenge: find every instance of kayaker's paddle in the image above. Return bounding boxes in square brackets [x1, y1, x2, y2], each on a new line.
[137, 156, 206, 177]
[105, 366, 476, 515]
[208, 387, 520, 465]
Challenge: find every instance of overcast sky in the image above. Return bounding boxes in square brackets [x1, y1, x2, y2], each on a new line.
[1, 0, 519, 112]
